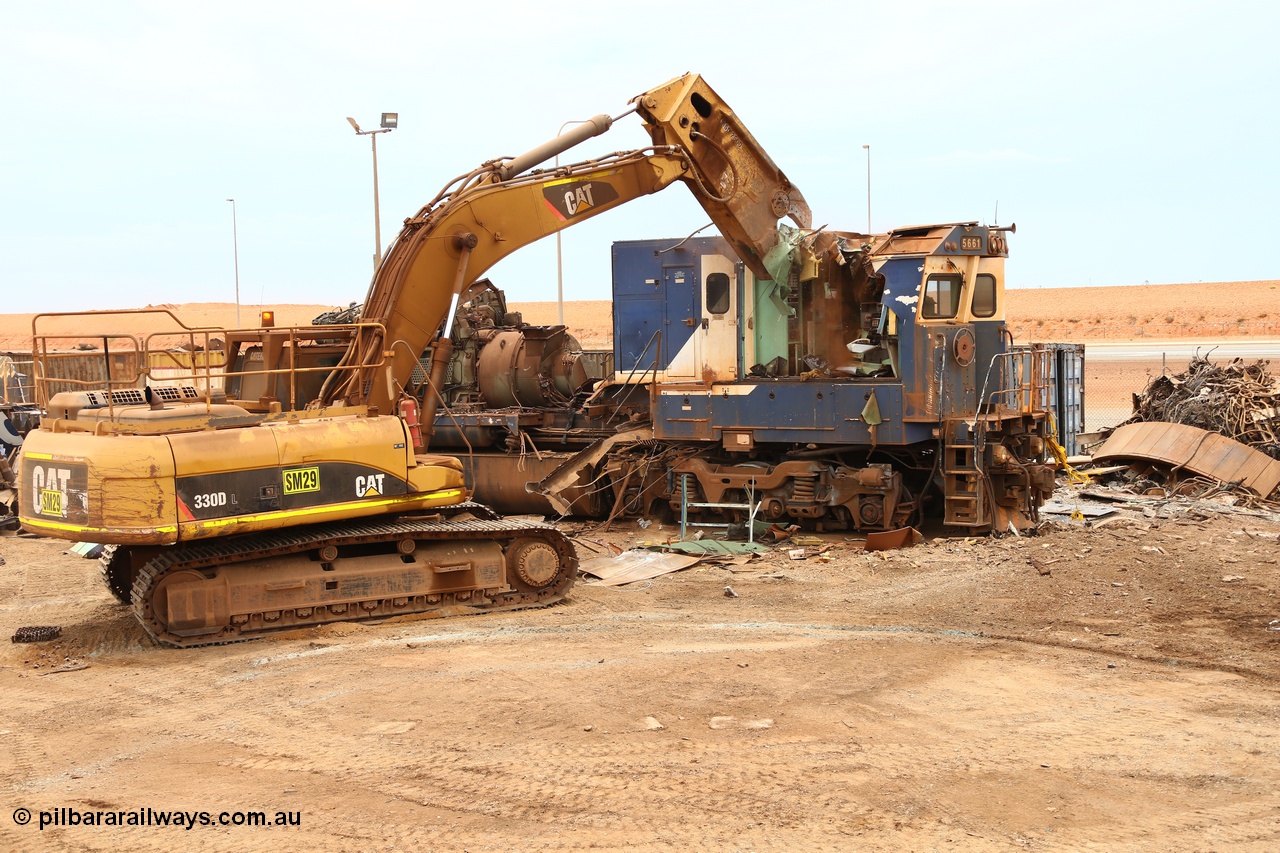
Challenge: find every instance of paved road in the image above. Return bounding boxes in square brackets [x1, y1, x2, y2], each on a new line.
[1085, 339, 1280, 361]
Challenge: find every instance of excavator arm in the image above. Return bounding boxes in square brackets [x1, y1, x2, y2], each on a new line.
[321, 73, 811, 419]
[322, 148, 691, 411]
[631, 73, 811, 279]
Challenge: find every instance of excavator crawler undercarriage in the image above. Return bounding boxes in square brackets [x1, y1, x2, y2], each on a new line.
[101, 510, 574, 648]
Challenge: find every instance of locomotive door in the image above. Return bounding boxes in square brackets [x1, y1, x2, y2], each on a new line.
[662, 262, 700, 379]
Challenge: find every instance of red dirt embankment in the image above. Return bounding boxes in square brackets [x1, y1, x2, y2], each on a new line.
[1, 280, 1276, 352]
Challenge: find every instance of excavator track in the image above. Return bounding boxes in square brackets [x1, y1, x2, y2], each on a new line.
[97, 502, 499, 610]
[129, 515, 577, 648]
[98, 544, 133, 605]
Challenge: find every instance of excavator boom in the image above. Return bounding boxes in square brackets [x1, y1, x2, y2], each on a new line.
[632, 73, 811, 279]
[325, 149, 690, 411]
[324, 73, 809, 414]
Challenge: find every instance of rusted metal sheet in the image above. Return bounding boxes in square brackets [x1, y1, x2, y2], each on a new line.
[864, 527, 923, 551]
[458, 451, 590, 516]
[1094, 422, 1280, 498]
[579, 550, 699, 587]
[18, 351, 144, 401]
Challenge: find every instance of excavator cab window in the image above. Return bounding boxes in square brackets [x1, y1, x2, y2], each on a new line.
[922, 274, 962, 319]
[706, 272, 731, 315]
[972, 273, 997, 318]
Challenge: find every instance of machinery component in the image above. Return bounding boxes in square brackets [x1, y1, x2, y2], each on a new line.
[475, 327, 591, 408]
[953, 328, 976, 366]
[492, 224, 1074, 533]
[1, 409, 24, 523]
[11, 626, 62, 643]
[98, 544, 136, 605]
[127, 515, 573, 647]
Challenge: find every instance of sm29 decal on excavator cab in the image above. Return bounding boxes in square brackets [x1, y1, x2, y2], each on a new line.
[282, 466, 321, 495]
[30, 466, 72, 516]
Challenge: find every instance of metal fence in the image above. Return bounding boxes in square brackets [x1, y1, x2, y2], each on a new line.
[1008, 320, 1280, 340]
[1079, 355, 1242, 435]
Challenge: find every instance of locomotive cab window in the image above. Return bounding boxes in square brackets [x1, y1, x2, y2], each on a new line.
[921, 274, 961, 319]
[705, 272, 731, 315]
[972, 273, 997, 318]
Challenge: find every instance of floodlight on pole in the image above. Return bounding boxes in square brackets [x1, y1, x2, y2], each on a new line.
[862, 144, 871, 235]
[554, 119, 590, 327]
[225, 198, 241, 328]
[347, 114, 396, 271]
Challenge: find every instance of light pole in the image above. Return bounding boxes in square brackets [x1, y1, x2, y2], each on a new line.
[862, 144, 871, 235]
[347, 113, 397, 272]
[554, 119, 590, 327]
[225, 198, 240, 327]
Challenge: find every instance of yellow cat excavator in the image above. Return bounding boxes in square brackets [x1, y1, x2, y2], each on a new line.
[17, 73, 810, 646]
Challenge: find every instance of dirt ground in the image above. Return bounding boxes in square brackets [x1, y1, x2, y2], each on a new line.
[3, 285, 1279, 850]
[2, 497, 1279, 852]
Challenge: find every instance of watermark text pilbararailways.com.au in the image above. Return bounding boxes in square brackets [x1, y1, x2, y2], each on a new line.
[13, 806, 301, 831]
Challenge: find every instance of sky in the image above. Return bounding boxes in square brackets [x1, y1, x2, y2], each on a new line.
[1, 1, 1277, 315]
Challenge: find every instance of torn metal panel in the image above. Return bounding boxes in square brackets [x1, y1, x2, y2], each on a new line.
[533, 426, 651, 515]
[579, 550, 700, 587]
[1039, 500, 1117, 518]
[650, 540, 769, 556]
[1094, 422, 1280, 498]
[864, 527, 923, 551]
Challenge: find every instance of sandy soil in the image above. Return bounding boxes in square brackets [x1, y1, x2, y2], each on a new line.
[3, 282, 1279, 850]
[2, 503, 1279, 852]
[2, 279, 1278, 353]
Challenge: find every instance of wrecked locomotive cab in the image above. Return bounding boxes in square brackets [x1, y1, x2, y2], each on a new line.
[427, 224, 1079, 535]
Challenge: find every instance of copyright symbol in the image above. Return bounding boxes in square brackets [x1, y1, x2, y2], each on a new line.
[13, 807, 31, 825]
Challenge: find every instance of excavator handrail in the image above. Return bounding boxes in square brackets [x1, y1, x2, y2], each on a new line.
[30, 316, 389, 418]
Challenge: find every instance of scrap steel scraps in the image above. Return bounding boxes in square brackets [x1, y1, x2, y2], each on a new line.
[1125, 355, 1279, 460]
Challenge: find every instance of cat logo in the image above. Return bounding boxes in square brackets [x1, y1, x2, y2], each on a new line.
[355, 473, 386, 497]
[564, 183, 596, 216]
[542, 176, 620, 222]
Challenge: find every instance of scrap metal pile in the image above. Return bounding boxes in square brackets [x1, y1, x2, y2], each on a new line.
[1124, 355, 1280, 459]
[1077, 354, 1280, 514]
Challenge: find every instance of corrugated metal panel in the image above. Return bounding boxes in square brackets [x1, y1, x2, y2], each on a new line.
[146, 350, 226, 371]
[147, 350, 227, 391]
[17, 348, 227, 403]
[33, 352, 144, 400]
[1094, 422, 1280, 497]
[1047, 343, 1085, 456]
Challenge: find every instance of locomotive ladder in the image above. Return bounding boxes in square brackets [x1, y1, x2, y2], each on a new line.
[678, 473, 763, 543]
[942, 440, 987, 528]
